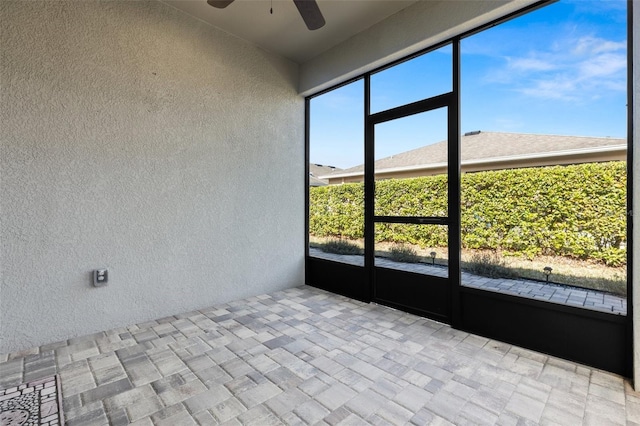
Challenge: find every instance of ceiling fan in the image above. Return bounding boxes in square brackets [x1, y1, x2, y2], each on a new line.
[207, 0, 326, 31]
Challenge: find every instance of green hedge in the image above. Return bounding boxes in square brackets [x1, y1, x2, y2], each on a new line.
[309, 161, 627, 266]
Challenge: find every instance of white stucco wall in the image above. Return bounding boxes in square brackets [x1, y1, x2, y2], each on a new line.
[299, 0, 539, 96]
[0, 1, 304, 353]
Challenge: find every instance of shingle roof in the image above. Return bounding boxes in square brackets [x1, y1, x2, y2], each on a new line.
[322, 131, 626, 178]
[309, 163, 341, 186]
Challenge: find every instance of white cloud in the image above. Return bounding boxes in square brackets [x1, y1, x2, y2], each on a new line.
[573, 36, 625, 55]
[498, 35, 626, 102]
[519, 78, 578, 101]
[578, 52, 626, 79]
[507, 57, 557, 72]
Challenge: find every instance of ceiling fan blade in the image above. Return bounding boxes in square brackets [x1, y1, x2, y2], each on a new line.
[207, 0, 235, 8]
[293, 0, 325, 31]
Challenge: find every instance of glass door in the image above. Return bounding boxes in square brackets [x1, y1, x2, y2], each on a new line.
[366, 99, 458, 321]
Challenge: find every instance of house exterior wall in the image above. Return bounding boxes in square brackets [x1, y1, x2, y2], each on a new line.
[0, 1, 304, 353]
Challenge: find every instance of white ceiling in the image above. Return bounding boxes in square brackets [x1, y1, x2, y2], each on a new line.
[161, 0, 418, 63]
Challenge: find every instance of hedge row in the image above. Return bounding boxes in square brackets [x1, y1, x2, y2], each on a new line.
[309, 161, 627, 266]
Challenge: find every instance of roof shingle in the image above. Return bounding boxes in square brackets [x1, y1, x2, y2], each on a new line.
[322, 131, 625, 178]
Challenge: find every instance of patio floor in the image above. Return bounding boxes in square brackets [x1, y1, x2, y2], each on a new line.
[309, 249, 627, 315]
[0, 286, 637, 425]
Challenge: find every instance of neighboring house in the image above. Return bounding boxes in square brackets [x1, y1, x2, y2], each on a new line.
[309, 164, 341, 186]
[321, 131, 627, 184]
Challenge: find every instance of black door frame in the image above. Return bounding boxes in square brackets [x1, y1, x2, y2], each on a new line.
[365, 85, 460, 322]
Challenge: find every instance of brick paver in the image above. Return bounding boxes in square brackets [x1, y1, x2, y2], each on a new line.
[310, 248, 627, 315]
[0, 286, 637, 425]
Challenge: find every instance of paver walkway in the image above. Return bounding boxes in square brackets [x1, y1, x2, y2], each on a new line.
[0, 286, 638, 425]
[309, 249, 627, 315]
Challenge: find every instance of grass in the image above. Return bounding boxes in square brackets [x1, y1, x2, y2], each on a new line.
[309, 235, 627, 297]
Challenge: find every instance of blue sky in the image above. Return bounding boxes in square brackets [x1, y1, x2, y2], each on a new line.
[309, 0, 628, 170]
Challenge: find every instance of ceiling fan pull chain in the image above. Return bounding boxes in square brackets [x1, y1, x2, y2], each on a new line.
[270, 0, 273, 15]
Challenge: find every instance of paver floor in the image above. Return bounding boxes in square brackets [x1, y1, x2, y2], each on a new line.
[309, 249, 627, 315]
[1, 286, 637, 425]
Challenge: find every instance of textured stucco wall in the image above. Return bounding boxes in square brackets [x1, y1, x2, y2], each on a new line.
[0, 1, 303, 353]
[299, 0, 539, 96]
